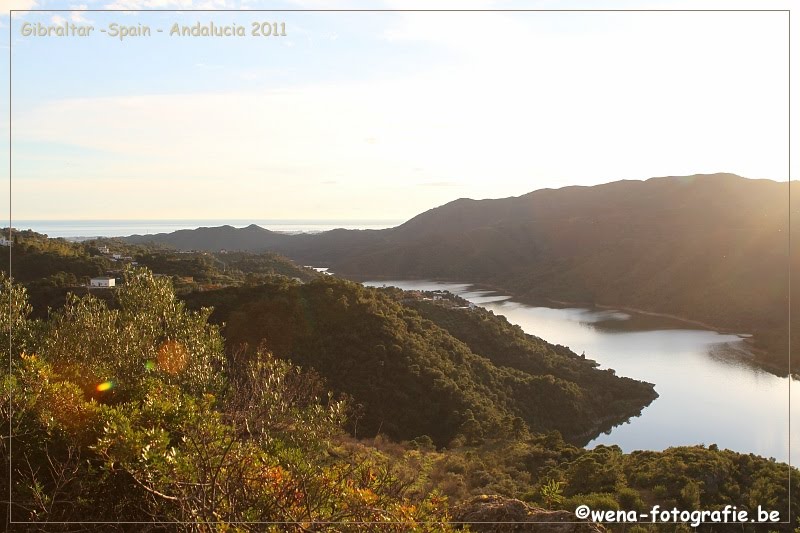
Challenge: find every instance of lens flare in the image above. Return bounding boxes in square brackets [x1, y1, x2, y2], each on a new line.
[157, 340, 189, 375]
[96, 381, 114, 392]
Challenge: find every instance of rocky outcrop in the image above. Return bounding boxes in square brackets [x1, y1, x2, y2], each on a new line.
[452, 495, 604, 532]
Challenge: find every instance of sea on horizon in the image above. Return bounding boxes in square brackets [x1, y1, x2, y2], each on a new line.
[10, 219, 404, 240]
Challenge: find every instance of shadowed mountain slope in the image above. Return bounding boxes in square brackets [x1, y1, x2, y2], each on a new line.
[125, 174, 794, 374]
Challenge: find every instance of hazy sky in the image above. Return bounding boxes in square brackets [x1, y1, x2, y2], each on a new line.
[1, 0, 794, 221]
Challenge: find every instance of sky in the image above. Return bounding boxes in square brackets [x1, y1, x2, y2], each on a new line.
[0, 0, 795, 221]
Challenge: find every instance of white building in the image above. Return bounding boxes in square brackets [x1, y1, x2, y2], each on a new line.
[0, 237, 12, 247]
[90, 277, 116, 288]
[98, 245, 110, 254]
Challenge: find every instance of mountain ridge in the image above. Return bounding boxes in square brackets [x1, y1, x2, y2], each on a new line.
[123, 173, 794, 374]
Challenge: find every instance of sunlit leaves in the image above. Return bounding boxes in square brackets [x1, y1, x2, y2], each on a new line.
[2, 269, 454, 528]
[0, 271, 34, 364]
[37, 267, 225, 400]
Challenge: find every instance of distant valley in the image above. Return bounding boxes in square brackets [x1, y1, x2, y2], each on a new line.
[125, 173, 795, 376]
[5, 213, 797, 527]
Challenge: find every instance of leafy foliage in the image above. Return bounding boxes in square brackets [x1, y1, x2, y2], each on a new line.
[2, 264, 796, 530]
[2, 230, 318, 320]
[376, 433, 798, 530]
[2, 269, 453, 529]
[37, 269, 225, 400]
[1, 230, 111, 285]
[183, 277, 656, 447]
[402, 294, 657, 439]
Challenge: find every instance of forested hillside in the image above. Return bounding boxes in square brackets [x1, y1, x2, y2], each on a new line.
[183, 278, 657, 447]
[3, 268, 796, 530]
[0, 230, 318, 318]
[124, 174, 794, 375]
[2, 270, 453, 529]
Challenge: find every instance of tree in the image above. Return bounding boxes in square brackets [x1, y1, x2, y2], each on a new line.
[2, 268, 454, 529]
[37, 267, 225, 402]
[0, 271, 34, 364]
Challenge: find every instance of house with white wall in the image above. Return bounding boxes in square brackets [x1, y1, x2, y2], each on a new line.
[90, 277, 116, 288]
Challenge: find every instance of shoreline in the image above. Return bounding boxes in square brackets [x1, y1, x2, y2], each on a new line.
[535, 298, 793, 379]
[550, 300, 728, 332]
[349, 273, 795, 380]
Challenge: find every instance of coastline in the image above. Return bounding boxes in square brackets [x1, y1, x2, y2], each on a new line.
[346, 273, 795, 380]
[538, 299, 793, 379]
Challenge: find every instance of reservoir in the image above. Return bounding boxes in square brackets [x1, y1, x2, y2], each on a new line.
[363, 279, 798, 465]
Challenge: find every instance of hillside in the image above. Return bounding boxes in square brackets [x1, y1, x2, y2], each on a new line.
[4, 269, 796, 528]
[1, 230, 318, 317]
[126, 223, 295, 252]
[1, 229, 114, 284]
[182, 277, 657, 447]
[124, 174, 794, 375]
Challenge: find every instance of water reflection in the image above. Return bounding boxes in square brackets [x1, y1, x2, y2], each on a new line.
[364, 279, 797, 465]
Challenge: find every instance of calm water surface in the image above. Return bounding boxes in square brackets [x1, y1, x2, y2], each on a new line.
[364, 280, 798, 465]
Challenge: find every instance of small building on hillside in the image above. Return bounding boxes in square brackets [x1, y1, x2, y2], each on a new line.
[90, 277, 116, 288]
[0, 237, 12, 247]
[98, 245, 110, 254]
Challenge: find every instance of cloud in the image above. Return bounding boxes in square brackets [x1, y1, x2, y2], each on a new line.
[102, 0, 234, 8]
[7, 0, 39, 9]
[69, 4, 91, 23]
[6, 0, 39, 17]
[419, 181, 460, 187]
[9, 7, 791, 219]
[14, 37, 787, 210]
